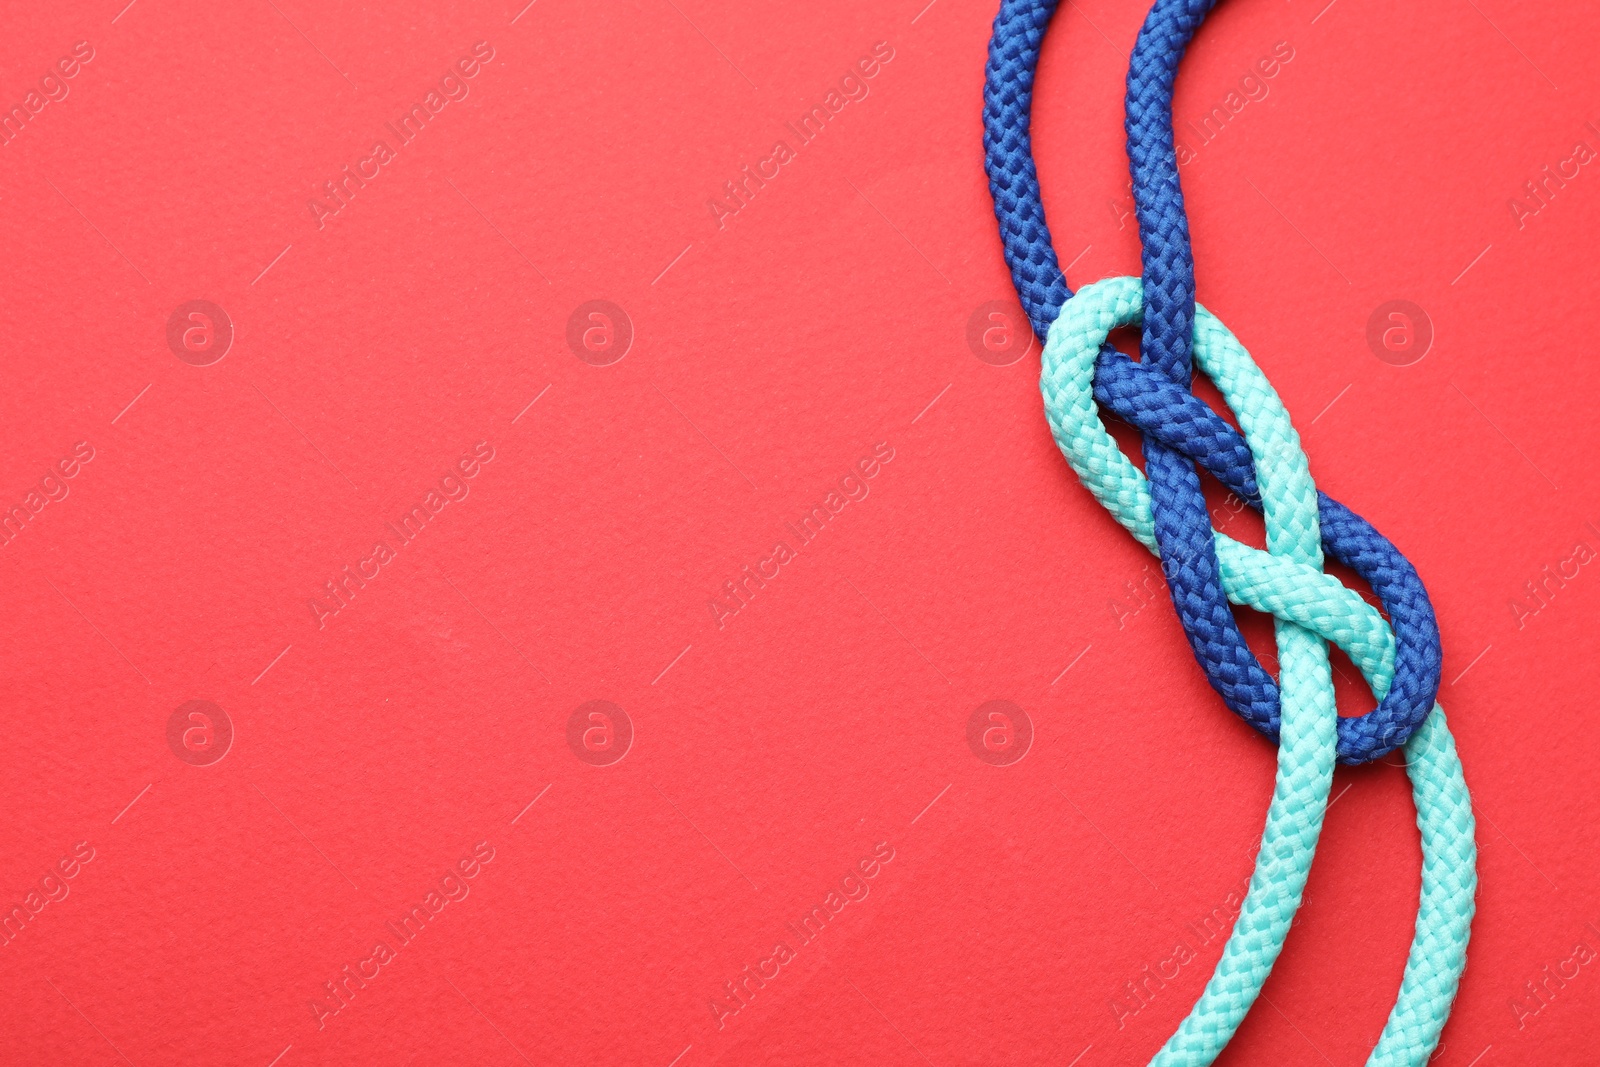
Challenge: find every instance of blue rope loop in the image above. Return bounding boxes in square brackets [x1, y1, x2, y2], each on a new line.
[981, 0, 1441, 764]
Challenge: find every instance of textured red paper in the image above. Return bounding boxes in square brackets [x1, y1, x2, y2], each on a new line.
[0, 0, 1596, 1064]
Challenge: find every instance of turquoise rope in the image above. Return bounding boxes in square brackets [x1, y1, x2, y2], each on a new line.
[1042, 276, 1477, 1064]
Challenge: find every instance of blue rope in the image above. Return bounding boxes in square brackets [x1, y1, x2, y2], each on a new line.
[981, 3, 1476, 1064]
[982, 0, 1441, 764]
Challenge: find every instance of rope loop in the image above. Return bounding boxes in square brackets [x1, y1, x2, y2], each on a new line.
[981, 0, 1479, 1062]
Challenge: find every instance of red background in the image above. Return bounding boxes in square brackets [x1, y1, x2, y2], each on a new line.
[1, 0, 1596, 1064]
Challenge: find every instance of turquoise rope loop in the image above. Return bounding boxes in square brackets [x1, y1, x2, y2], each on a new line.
[1042, 276, 1477, 1065]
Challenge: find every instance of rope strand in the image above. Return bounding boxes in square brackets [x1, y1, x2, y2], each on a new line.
[982, 1, 1478, 1061]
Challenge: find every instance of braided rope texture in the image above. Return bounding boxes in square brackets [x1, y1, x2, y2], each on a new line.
[981, 0, 1479, 1062]
[1042, 279, 1477, 1065]
[983, 0, 1442, 765]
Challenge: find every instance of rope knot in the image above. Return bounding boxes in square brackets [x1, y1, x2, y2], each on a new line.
[1046, 278, 1442, 763]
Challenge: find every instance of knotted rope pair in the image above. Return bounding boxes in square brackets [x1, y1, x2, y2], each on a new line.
[983, 0, 1477, 1063]
[987, 0, 1437, 762]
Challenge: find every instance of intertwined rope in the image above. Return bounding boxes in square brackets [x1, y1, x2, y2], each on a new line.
[981, 0, 1479, 1062]
[1042, 278, 1476, 1065]
[984, 0, 1441, 762]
